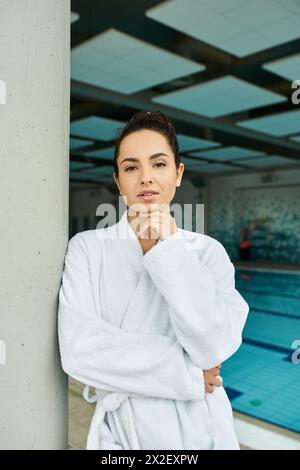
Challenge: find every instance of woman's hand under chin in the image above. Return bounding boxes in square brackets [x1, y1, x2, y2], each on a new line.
[137, 209, 178, 241]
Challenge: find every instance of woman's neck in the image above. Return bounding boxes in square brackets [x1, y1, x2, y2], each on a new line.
[139, 238, 159, 255]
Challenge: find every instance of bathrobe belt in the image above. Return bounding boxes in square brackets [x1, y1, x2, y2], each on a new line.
[83, 384, 141, 450]
[83, 385, 225, 450]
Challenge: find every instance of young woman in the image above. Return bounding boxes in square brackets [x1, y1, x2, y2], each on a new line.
[58, 111, 249, 450]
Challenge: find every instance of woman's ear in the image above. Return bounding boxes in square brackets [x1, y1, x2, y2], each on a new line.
[113, 172, 120, 191]
[113, 173, 123, 196]
[176, 163, 184, 187]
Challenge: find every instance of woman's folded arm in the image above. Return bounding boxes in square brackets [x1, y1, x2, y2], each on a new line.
[142, 233, 250, 370]
[58, 233, 206, 401]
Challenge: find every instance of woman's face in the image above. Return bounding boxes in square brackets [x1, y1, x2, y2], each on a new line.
[113, 129, 184, 211]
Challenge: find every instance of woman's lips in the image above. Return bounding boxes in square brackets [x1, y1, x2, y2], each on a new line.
[137, 193, 159, 201]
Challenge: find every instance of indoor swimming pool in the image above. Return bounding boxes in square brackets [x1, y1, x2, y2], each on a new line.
[222, 268, 300, 434]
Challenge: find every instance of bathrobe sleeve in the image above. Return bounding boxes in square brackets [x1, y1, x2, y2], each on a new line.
[142, 232, 249, 371]
[58, 233, 206, 402]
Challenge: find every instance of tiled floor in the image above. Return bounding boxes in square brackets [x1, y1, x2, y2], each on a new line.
[68, 378, 94, 450]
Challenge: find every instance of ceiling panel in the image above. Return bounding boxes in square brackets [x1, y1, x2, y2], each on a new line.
[189, 146, 265, 162]
[70, 165, 114, 182]
[146, 0, 300, 57]
[152, 76, 285, 117]
[71, 11, 79, 24]
[70, 137, 94, 150]
[71, 28, 205, 94]
[70, 116, 124, 141]
[69, 162, 95, 171]
[84, 147, 115, 160]
[262, 53, 300, 80]
[177, 134, 220, 152]
[181, 156, 211, 168]
[196, 163, 243, 174]
[238, 109, 300, 136]
[234, 155, 299, 168]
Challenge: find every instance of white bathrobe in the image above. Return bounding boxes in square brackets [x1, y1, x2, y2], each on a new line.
[58, 209, 249, 450]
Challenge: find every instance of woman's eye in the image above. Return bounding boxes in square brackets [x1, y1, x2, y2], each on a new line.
[125, 163, 166, 171]
[125, 166, 136, 172]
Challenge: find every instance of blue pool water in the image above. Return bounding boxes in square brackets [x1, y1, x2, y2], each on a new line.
[222, 268, 300, 434]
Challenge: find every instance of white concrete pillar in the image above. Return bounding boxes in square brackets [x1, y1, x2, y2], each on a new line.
[0, 0, 70, 449]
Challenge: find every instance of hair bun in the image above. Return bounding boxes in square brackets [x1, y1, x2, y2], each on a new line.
[113, 109, 180, 176]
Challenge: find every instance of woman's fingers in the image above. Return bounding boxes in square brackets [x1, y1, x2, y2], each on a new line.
[204, 379, 222, 393]
[210, 376, 222, 387]
[206, 374, 222, 387]
[205, 383, 214, 393]
[204, 370, 223, 393]
[207, 366, 221, 376]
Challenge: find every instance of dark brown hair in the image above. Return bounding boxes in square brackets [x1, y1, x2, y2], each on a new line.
[113, 110, 180, 176]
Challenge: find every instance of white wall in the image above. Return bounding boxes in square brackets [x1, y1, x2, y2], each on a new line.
[0, 0, 70, 449]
